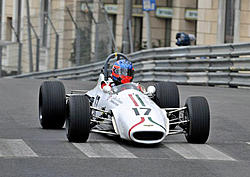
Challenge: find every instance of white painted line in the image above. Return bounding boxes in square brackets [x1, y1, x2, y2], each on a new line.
[73, 143, 101, 158]
[100, 143, 137, 158]
[73, 142, 137, 158]
[165, 143, 236, 161]
[0, 139, 38, 157]
[247, 142, 250, 145]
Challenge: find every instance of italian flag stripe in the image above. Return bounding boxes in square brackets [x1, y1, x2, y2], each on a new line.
[128, 117, 145, 139]
[128, 94, 139, 106]
[135, 94, 145, 106]
[148, 117, 166, 132]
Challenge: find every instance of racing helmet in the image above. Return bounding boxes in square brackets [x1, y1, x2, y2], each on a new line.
[111, 59, 134, 85]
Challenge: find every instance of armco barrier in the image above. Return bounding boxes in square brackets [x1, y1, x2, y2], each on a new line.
[10, 42, 250, 87]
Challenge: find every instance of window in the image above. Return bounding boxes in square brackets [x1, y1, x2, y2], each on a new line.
[108, 14, 116, 51]
[42, 0, 49, 47]
[6, 17, 12, 41]
[134, 0, 142, 5]
[224, 0, 235, 43]
[108, 15, 116, 38]
[133, 17, 142, 51]
[166, 0, 172, 6]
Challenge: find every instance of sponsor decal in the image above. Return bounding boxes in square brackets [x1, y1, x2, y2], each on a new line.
[110, 100, 119, 106]
[143, 124, 154, 127]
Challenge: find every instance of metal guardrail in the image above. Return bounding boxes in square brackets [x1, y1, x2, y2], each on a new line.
[129, 42, 250, 60]
[10, 42, 250, 87]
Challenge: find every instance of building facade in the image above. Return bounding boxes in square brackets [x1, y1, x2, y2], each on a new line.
[0, 0, 249, 74]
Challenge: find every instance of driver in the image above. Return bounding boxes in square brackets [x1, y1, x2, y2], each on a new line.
[101, 59, 134, 89]
[101, 58, 145, 92]
[111, 59, 134, 85]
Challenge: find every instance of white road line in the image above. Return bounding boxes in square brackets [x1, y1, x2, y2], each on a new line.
[247, 142, 250, 145]
[100, 143, 137, 158]
[165, 143, 236, 161]
[0, 139, 38, 157]
[73, 142, 137, 158]
[73, 143, 101, 158]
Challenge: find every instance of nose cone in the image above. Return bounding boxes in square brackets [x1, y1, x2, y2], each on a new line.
[129, 117, 168, 144]
[111, 90, 169, 144]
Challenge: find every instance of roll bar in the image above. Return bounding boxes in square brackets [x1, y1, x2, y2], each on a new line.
[103, 53, 130, 81]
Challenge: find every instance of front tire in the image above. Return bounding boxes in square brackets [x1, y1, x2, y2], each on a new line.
[154, 82, 179, 109]
[154, 82, 180, 129]
[66, 95, 91, 143]
[39, 81, 66, 129]
[185, 96, 210, 144]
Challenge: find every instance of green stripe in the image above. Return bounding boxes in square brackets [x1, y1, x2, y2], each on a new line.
[135, 94, 145, 106]
[148, 117, 166, 132]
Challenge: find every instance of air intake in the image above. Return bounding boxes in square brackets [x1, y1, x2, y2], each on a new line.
[133, 131, 164, 141]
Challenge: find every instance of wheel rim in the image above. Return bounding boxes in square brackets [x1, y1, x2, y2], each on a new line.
[66, 118, 69, 136]
[39, 91, 43, 121]
[66, 102, 70, 137]
[39, 106, 42, 120]
[184, 109, 191, 136]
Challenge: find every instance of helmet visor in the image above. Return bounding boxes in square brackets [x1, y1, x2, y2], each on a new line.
[113, 67, 134, 77]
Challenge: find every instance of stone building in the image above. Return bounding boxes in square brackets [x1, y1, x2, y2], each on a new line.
[0, 0, 249, 73]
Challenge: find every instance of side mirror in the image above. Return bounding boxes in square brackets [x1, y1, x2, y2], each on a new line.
[103, 85, 112, 93]
[147, 86, 156, 94]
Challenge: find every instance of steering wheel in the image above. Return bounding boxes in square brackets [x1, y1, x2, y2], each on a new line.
[103, 53, 130, 81]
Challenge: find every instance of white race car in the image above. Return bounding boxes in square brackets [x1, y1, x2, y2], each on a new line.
[38, 53, 210, 144]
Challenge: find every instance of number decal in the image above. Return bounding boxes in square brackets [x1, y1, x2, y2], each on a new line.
[140, 108, 151, 115]
[132, 108, 140, 116]
[132, 108, 151, 116]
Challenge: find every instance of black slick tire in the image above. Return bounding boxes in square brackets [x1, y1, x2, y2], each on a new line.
[66, 95, 90, 143]
[185, 96, 210, 144]
[154, 82, 180, 129]
[39, 81, 66, 129]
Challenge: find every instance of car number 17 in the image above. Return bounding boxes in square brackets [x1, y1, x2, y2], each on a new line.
[132, 108, 151, 116]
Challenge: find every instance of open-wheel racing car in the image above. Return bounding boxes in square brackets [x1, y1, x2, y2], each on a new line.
[38, 53, 210, 144]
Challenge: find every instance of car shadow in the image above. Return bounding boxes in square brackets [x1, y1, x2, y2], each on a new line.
[97, 133, 162, 148]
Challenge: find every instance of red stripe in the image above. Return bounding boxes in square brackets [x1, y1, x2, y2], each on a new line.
[128, 94, 139, 106]
[128, 117, 145, 139]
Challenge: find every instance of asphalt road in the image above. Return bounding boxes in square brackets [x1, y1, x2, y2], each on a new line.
[0, 78, 250, 177]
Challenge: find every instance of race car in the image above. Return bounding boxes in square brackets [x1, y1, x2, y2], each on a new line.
[38, 53, 210, 144]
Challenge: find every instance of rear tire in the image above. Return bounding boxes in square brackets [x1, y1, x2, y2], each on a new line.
[39, 81, 66, 129]
[66, 95, 91, 143]
[154, 82, 180, 129]
[185, 96, 210, 144]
